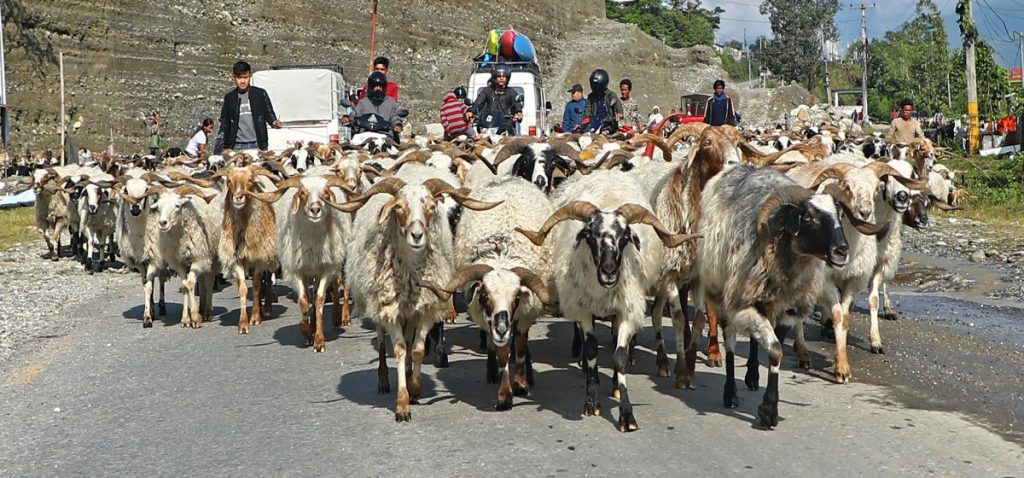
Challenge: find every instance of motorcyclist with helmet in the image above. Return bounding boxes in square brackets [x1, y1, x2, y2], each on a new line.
[581, 68, 623, 134]
[466, 63, 523, 135]
[353, 71, 403, 139]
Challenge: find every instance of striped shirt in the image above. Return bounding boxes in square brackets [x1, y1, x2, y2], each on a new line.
[440, 92, 469, 136]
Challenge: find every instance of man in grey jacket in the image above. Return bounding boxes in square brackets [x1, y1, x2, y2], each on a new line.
[353, 71, 403, 139]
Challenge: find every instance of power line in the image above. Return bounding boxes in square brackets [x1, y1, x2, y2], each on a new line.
[977, 0, 1018, 42]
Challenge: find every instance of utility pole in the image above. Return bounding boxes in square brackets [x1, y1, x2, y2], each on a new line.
[958, 0, 980, 155]
[1018, 31, 1023, 89]
[368, 0, 378, 73]
[745, 28, 752, 86]
[946, 70, 952, 109]
[823, 22, 832, 104]
[853, 3, 875, 127]
[0, 1, 8, 149]
[59, 51, 66, 166]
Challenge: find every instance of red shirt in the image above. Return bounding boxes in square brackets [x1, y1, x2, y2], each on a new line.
[358, 82, 399, 102]
[440, 92, 469, 136]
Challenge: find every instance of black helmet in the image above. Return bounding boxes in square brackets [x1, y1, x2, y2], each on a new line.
[368, 71, 388, 89]
[492, 64, 511, 80]
[589, 69, 609, 92]
[453, 86, 467, 100]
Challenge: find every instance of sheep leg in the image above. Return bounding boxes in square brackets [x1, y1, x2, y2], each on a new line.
[200, 273, 214, 321]
[579, 317, 601, 417]
[614, 318, 640, 432]
[42, 228, 56, 261]
[822, 289, 851, 384]
[84, 231, 96, 273]
[382, 321, 411, 422]
[183, 270, 201, 328]
[430, 321, 449, 368]
[681, 305, 706, 390]
[312, 277, 329, 352]
[867, 273, 885, 354]
[409, 321, 431, 403]
[328, 279, 342, 330]
[49, 223, 65, 261]
[881, 282, 898, 320]
[743, 308, 785, 429]
[235, 264, 250, 334]
[793, 321, 811, 369]
[745, 335, 760, 391]
[706, 305, 722, 367]
[512, 328, 531, 396]
[495, 342, 513, 411]
[445, 302, 457, 324]
[478, 330, 488, 352]
[263, 272, 278, 307]
[665, 286, 691, 389]
[376, 326, 390, 394]
[651, 292, 670, 377]
[250, 270, 264, 326]
[298, 284, 314, 347]
[486, 338, 499, 384]
[142, 264, 157, 328]
[341, 281, 352, 327]
[158, 273, 167, 316]
[571, 322, 583, 360]
[722, 328, 739, 408]
[611, 321, 621, 399]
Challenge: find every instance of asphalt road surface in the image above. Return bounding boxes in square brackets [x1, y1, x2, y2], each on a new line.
[2, 279, 1022, 477]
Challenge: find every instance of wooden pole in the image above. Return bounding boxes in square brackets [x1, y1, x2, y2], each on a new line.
[59, 50, 66, 166]
[368, 0, 378, 73]
[964, 0, 980, 155]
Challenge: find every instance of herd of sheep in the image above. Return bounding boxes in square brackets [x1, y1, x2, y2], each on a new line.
[26, 123, 963, 431]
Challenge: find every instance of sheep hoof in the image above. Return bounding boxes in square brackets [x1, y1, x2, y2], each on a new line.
[706, 349, 723, 367]
[583, 401, 601, 417]
[238, 323, 250, 335]
[313, 341, 326, 353]
[495, 395, 513, 411]
[655, 351, 670, 377]
[870, 345, 885, 355]
[833, 370, 851, 384]
[377, 380, 390, 395]
[724, 383, 739, 409]
[142, 317, 153, 328]
[757, 401, 779, 429]
[394, 410, 411, 422]
[798, 357, 812, 369]
[617, 412, 639, 433]
[882, 310, 898, 321]
[745, 370, 760, 391]
[433, 351, 449, 368]
[611, 387, 620, 399]
[159, 303, 167, 316]
[511, 380, 529, 397]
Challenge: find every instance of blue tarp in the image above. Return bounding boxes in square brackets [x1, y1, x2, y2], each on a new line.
[0, 189, 35, 209]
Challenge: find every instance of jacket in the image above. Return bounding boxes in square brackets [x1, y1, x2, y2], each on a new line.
[469, 86, 523, 118]
[703, 95, 736, 126]
[562, 98, 587, 131]
[353, 95, 402, 128]
[218, 86, 278, 151]
[583, 90, 623, 128]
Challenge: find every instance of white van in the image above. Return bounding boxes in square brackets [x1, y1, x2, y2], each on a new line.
[251, 64, 349, 152]
[467, 61, 550, 137]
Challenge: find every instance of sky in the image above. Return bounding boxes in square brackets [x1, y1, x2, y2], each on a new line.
[704, 0, 1023, 69]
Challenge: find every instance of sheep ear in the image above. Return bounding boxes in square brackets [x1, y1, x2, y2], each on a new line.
[785, 207, 802, 236]
[378, 197, 400, 226]
[629, 229, 641, 251]
[573, 228, 588, 249]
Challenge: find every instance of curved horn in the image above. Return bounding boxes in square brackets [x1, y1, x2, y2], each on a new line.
[863, 161, 929, 190]
[666, 123, 709, 148]
[325, 177, 406, 213]
[322, 174, 358, 198]
[173, 185, 217, 204]
[629, 133, 673, 160]
[547, 140, 581, 162]
[615, 203, 702, 248]
[514, 200, 600, 246]
[385, 150, 432, 175]
[757, 185, 814, 237]
[511, 267, 552, 306]
[927, 190, 962, 211]
[459, 152, 498, 175]
[491, 138, 535, 166]
[422, 178, 503, 211]
[822, 184, 891, 236]
[808, 162, 855, 189]
[241, 176, 304, 204]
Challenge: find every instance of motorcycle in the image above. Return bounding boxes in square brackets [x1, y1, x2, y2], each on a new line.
[474, 110, 519, 136]
[348, 110, 409, 154]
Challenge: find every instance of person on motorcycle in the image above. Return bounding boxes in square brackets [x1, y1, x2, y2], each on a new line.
[467, 63, 523, 135]
[581, 68, 622, 134]
[353, 71, 403, 139]
[440, 86, 472, 140]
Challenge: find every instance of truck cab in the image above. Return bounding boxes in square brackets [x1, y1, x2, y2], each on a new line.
[252, 64, 349, 152]
[467, 61, 549, 137]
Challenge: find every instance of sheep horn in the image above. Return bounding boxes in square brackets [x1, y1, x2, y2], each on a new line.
[822, 184, 891, 236]
[491, 138, 535, 166]
[666, 123, 709, 148]
[511, 267, 552, 306]
[927, 190, 962, 211]
[615, 203, 702, 248]
[548, 140, 581, 162]
[863, 161, 929, 190]
[325, 177, 406, 213]
[515, 200, 600, 246]
[629, 133, 672, 160]
[322, 174, 358, 198]
[808, 162, 855, 189]
[385, 150, 431, 175]
[241, 176, 304, 204]
[173, 185, 217, 204]
[757, 185, 814, 238]
[422, 178, 503, 211]
[419, 264, 497, 302]
[459, 152, 498, 175]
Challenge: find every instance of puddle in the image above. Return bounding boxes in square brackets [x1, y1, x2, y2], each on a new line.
[895, 253, 1024, 310]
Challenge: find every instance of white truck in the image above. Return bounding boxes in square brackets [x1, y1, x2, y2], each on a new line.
[467, 61, 550, 137]
[251, 64, 350, 152]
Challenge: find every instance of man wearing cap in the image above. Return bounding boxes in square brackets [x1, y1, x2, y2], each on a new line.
[562, 84, 587, 132]
[703, 79, 738, 126]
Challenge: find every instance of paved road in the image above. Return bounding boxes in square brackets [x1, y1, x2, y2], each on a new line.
[2, 279, 1022, 477]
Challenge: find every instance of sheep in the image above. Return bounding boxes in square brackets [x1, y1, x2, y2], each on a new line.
[184, 165, 282, 334]
[149, 183, 223, 328]
[927, 163, 956, 205]
[338, 169, 502, 422]
[695, 164, 870, 427]
[242, 166, 354, 351]
[481, 138, 582, 193]
[115, 171, 169, 327]
[515, 170, 700, 432]
[78, 174, 119, 273]
[420, 176, 555, 410]
[30, 168, 72, 261]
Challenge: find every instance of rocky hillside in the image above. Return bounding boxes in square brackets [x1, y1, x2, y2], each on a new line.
[3, 0, 808, 152]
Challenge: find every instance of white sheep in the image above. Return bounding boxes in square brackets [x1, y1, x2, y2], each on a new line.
[115, 171, 169, 327]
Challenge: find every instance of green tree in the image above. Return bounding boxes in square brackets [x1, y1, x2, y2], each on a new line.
[606, 0, 721, 48]
[759, 0, 840, 89]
